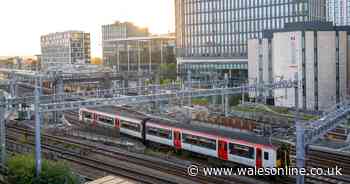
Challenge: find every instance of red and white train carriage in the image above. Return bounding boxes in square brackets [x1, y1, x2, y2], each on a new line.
[79, 106, 287, 169]
[147, 118, 277, 168]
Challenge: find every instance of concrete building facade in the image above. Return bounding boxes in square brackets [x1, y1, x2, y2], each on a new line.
[175, 0, 327, 82]
[41, 31, 91, 70]
[248, 22, 350, 111]
[327, 0, 350, 26]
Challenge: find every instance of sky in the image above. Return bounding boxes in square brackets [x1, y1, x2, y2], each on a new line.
[0, 0, 175, 57]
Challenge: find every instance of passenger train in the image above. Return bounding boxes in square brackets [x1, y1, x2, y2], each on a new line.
[79, 106, 290, 169]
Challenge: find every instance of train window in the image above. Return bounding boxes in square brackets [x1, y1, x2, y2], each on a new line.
[182, 133, 216, 150]
[229, 143, 255, 159]
[98, 116, 114, 125]
[83, 111, 92, 119]
[264, 152, 269, 160]
[121, 121, 140, 132]
[147, 126, 172, 139]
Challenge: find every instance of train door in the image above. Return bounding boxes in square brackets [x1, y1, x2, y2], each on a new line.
[114, 116, 120, 128]
[277, 144, 290, 168]
[256, 148, 262, 168]
[141, 118, 149, 144]
[173, 130, 182, 150]
[218, 140, 228, 160]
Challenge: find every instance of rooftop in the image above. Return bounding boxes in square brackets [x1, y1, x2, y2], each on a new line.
[103, 35, 175, 42]
[86, 175, 137, 184]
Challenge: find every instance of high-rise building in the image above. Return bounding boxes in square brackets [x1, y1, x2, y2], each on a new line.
[327, 0, 350, 26]
[248, 22, 350, 111]
[102, 21, 149, 66]
[41, 31, 91, 70]
[175, 0, 327, 82]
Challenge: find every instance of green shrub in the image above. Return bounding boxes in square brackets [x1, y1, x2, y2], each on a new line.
[192, 98, 209, 106]
[7, 154, 79, 184]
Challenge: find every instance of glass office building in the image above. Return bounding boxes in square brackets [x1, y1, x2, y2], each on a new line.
[327, 0, 350, 26]
[41, 31, 91, 71]
[175, 0, 327, 82]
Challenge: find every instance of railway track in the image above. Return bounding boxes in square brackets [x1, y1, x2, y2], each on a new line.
[6, 123, 243, 184]
[289, 146, 350, 184]
[66, 110, 350, 184]
[6, 136, 175, 184]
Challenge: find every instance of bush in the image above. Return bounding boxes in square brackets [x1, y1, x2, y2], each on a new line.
[7, 154, 79, 184]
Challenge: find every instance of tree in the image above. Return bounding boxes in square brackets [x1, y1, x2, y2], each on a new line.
[6, 154, 79, 184]
[160, 63, 177, 81]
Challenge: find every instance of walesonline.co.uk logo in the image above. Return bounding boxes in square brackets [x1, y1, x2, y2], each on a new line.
[187, 165, 343, 177]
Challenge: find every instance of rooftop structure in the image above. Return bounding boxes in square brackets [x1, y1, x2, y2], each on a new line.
[45, 64, 113, 74]
[102, 21, 149, 41]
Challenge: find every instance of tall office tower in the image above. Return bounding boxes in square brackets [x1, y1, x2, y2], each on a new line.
[41, 31, 91, 70]
[327, 0, 350, 25]
[102, 21, 149, 67]
[175, 0, 327, 82]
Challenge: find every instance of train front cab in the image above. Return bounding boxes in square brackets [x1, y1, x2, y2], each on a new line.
[173, 130, 182, 150]
[276, 144, 291, 168]
[259, 146, 278, 168]
[80, 109, 97, 126]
